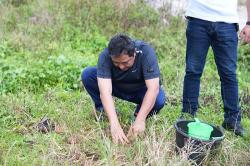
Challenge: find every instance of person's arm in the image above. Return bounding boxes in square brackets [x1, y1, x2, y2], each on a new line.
[240, 0, 250, 43]
[127, 77, 159, 138]
[135, 78, 159, 121]
[97, 77, 129, 144]
[127, 43, 161, 140]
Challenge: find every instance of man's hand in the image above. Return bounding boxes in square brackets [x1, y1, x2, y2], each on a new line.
[110, 122, 129, 144]
[127, 119, 146, 141]
[240, 25, 250, 43]
[97, 78, 129, 144]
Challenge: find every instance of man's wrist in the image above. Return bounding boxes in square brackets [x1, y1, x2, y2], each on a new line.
[135, 115, 146, 123]
[246, 21, 250, 26]
[110, 117, 120, 126]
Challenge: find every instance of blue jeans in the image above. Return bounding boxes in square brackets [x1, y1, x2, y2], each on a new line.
[182, 17, 241, 124]
[81, 67, 166, 117]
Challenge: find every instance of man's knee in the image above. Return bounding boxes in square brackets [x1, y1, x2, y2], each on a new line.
[185, 66, 203, 78]
[219, 70, 237, 83]
[81, 67, 97, 87]
[154, 90, 166, 110]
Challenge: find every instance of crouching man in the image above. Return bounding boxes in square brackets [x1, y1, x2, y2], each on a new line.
[81, 34, 166, 144]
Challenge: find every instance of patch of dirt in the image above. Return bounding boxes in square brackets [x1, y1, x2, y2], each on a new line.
[84, 151, 100, 161]
[54, 124, 64, 134]
[201, 95, 218, 106]
[66, 134, 82, 144]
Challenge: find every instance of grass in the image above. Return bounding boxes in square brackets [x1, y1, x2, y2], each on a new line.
[1, 90, 250, 165]
[0, 0, 250, 165]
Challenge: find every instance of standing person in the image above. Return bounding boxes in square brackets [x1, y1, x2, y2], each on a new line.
[182, 0, 250, 136]
[82, 34, 166, 144]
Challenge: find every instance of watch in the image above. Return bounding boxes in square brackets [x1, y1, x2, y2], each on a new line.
[247, 21, 250, 25]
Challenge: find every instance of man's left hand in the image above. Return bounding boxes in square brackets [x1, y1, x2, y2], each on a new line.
[240, 25, 250, 43]
[127, 119, 146, 141]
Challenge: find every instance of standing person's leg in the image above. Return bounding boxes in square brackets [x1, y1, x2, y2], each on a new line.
[211, 23, 244, 136]
[182, 18, 211, 116]
[81, 67, 103, 111]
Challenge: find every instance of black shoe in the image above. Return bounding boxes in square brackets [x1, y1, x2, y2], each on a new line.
[222, 122, 245, 137]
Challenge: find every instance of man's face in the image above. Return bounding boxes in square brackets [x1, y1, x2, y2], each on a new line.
[111, 53, 135, 71]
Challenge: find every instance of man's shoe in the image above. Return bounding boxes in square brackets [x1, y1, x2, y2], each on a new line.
[222, 122, 246, 137]
[132, 109, 159, 122]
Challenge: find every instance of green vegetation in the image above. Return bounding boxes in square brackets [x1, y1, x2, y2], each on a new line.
[0, 0, 249, 165]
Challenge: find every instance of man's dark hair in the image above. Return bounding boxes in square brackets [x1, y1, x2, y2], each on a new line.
[108, 34, 135, 57]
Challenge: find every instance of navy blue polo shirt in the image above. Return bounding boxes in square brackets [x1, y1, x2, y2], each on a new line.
[97, 40, 160, 93]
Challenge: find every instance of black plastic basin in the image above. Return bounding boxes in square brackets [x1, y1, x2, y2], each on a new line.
[174, 120, 225, 165]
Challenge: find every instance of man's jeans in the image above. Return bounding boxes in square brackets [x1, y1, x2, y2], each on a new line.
[81, 67, 166, 117]
[182, 17, 241, 124]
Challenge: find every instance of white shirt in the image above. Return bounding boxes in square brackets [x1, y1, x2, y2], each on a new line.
[186, 0, 239, 23]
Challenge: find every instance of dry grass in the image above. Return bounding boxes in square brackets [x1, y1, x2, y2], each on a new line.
[0, 90, 249, 165]
[30, 115, 249, 166]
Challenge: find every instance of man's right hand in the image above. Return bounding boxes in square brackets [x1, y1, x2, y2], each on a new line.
[240, 25, 250, 43]
[110, 122, 129, 144]
[97, 78, 129, 144]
